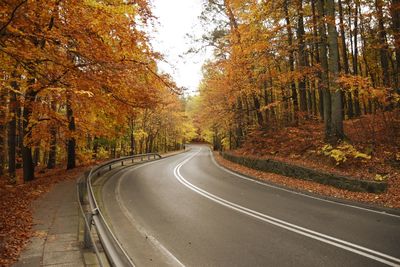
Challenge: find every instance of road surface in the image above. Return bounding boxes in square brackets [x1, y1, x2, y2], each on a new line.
[100, 145, 400, 266]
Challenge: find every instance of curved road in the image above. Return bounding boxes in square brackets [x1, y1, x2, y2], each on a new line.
[100, 145, 400, 267]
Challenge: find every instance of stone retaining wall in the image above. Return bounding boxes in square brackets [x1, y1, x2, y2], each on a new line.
[220, 152, 387, 193]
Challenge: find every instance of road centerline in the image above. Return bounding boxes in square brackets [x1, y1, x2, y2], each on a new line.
[174, 148, 400, 267]
[209, 149, 400, 219]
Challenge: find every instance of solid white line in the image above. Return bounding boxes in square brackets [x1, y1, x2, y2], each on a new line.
[209, 149, 400, 219]
[174, 148, 400, 267]
[114, 159, 186, 267]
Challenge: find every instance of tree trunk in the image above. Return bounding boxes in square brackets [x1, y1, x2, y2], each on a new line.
[311, 0, 324, 120]
[352, 0, 361, 116]
[47, 126, 57, 168]
[326, 0, 344, 143]
[307, 85, 313, 115]
[338, 0, 354, 119]
[0, 87, 6, 176]
[43, 150, 48, 167]
[17, 98, 23, 168]
[22, 86, 37, 182]
[66, 94, 76, 170]
[297, 0, 308, 113]
[129, 118, 135, 155]
[145, 136, 149, 154]
[149, 136, 153, 153]
[235, 97, 244, 147]
[33, 147, 40, 166]
[391, 0, 400, 89]
[284, 0, 299, 123]
[338, 0, 350, 74]
[263, 83, 270, 126]
[111, 142, 116, 158]
[130, 131, 135, 155]
[47, 101, 57, 168]
[164, 129, 167, 153]
[359, 7, 377, 91]
[120, 140, 125, 156]
[252, 93, 264, 128]
[7, 86, 17, 181]
[316, 0, 333, 140]
[92, 137, 98, 159]
[376, 0, 390, 88]
[312, 86, 318, 116]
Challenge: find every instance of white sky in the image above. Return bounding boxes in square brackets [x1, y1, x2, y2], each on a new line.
[150, 0, 208, 95]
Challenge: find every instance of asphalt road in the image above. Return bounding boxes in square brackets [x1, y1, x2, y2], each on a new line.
[100, 145, 400, 267]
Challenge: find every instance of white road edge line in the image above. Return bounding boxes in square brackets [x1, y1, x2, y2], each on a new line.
[175, 148, 400, 267]
[115, 159, 186, 267]
[209, 148, 400, 219]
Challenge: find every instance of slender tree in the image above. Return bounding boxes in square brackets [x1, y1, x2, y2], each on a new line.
[338, 0, 354, 118]
[284, 0, 299, 122]
[326, 0, 344, 142]
[376, 0, 390, 88]
[7, 79, 17, 181]
[0, 87, 6, 176]
[392, 0, 400, 89]
[297, 0, 308, 113]
[66, 92, 76, 170]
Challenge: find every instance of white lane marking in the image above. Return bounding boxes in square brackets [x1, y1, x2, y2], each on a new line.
[175, 148, 400, 267]
[208, 149, 400, 219]
[113, 159, 186, 267]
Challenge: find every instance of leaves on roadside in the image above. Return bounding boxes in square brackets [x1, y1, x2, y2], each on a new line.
[0, 166, 90, 266]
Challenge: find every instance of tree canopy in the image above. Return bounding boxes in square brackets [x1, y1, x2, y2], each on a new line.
[194, 0, 400, 150]
[0, 0, 192, 181]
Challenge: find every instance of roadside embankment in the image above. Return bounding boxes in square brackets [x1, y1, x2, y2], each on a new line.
[215, 152, 400, 209]
[220, 152, 387, 193]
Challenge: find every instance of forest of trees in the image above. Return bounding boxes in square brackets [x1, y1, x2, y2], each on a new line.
[1, 0, 399, 183]
[0, 1, 196, 183]
[194, 0, 400, 150]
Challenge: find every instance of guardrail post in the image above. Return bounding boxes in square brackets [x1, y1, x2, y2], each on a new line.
[109, 165, 111, 171]
[83, 212, 93, 249]
[121, 161, 124, 166]
[141, 155, 144, 161]
[132, 158, 134, 163]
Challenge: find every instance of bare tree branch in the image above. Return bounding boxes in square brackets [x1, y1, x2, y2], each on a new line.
[0, 0, 28, 35]
[122, 58, 183, 95]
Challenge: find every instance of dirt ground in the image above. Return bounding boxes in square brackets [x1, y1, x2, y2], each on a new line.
[0, 166, 89, 266]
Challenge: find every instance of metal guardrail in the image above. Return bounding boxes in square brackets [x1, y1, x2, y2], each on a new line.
[77, 153, 162, 267]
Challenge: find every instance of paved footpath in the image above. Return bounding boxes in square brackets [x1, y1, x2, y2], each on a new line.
[13, 179, 89, 267]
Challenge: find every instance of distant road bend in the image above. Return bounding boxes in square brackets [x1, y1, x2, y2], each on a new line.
[100, 144, 400, 267]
